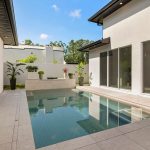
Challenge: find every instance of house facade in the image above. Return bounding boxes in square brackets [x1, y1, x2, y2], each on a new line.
[79, 0, 150, 95]
[0, 0, 18, 93]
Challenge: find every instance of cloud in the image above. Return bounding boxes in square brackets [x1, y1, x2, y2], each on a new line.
[40, 33, 48, 40]
[69, 9, 82, 18]
[52, 4, 59, 12]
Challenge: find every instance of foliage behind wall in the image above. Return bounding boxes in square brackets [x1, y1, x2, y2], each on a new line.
[18, 54, 37, 63]
[64, 39, 93, 64]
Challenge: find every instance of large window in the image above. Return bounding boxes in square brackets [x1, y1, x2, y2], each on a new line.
[109, 49, 118, 87]
[119, 46, 132, 89]
[143, 41, 150, 93]
[100, 52, 107, 86]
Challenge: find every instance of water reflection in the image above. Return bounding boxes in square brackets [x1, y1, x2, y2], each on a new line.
[27, 90, 150, 148]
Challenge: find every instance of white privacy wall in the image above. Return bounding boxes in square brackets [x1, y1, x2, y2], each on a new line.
[4, 48, 46, 63]
[4, 63, 89, 85]
[4, 46, 64, 64]
[0, 38, 3, 93]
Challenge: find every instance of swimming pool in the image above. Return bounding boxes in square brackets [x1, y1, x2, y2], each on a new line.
[27, 89, 150, 149]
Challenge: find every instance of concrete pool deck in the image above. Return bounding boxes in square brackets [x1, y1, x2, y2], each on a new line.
[0, 88, 150, 150]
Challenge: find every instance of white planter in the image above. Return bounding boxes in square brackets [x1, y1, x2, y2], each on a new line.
[27, 72, 39, 79]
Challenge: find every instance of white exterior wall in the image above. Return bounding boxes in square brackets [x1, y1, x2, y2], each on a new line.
[4, 63, 89, 85]
[4, 48, 46, 63]
[46, 46, 64, 64]
[89, 45, 110, 87]
[0, 38, 3, 93]
[103, 0, 150, 94]
[89, 0, 150, 95]
[53, 51, 64, 64]
[46, 47, 53, 63]
[4, 45, 64, 64]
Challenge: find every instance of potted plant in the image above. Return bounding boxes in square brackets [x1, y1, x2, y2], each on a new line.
[6, 61, 25, 90]
[68, 73, 74, 79]
[26, 66, 39, 79]
[26, 66, 38, 72]
[63, 68, 68, 79]
[33, 66, 38, 72]
[38, 71, 44, 80]
[76, 62, 86, 86]
[26, 66, 33, 72]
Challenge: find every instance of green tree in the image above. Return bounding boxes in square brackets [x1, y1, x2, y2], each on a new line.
[64, 39, 93, 64]
[49, 41, 66, 47]
[25, 39, 33, 45]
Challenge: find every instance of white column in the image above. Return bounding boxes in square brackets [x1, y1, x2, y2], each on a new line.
[46, 46, 53, 63]
[132, 43, 143, 94]
[0, 38, 4, 93]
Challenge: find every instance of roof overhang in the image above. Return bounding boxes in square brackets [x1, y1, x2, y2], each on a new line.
[88, 0, 132, 24]
[0, 0, 18, 45]
[79, 37, 110, 52]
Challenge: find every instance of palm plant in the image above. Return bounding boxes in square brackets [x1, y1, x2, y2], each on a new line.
[7, 61, 25, 90]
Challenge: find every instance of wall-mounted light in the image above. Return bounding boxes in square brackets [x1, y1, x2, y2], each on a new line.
[120, 0, 123, 5]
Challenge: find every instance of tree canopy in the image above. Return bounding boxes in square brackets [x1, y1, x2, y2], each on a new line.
[21, 39, 93, 64]
[24, 39, 33, 45]
[64, 39, 93, 64]
[49, 41, 66, 47]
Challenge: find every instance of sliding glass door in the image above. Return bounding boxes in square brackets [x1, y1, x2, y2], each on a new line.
[119, 46, 132, 89]
[109, 49, 118, 87]
[100, 46, 131, 90]
[143, 41, 150, 93]
[100, 52, 107, 86]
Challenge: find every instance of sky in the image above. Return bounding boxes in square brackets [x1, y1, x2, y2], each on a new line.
[13, 0, 111, 45]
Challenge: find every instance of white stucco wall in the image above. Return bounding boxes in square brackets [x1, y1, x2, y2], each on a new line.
[89, 0, 150, 94]
[4, 47, 46, 63]
[4, 63, 89, 85]
[0, 38, 4, 93]
[102, 0, 150, 94]
[4, 45, 64, 64]
[89, 45, 110, 87]
[45, 46, 64, 64]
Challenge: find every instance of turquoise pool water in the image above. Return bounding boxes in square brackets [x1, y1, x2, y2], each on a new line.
[27, 89, 150, 148]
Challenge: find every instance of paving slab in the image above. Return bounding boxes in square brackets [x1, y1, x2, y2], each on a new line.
[0, 89, 150, 150]
[96, 135, 146, 150]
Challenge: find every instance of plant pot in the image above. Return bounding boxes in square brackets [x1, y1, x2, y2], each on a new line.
[78, 77, 84, 86]
[10, 79, 16, 90]
[39, 74, 43, 80]
[64, 73, 67, 79]
[68, 74, 74, 79]
[27, 72, 38, 79]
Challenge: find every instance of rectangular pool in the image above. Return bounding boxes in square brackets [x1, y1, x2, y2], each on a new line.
[27, 89, 150, 149]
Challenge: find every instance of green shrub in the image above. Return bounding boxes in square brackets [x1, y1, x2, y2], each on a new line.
[26, 66, 38, 72]
[18, 54, 37, 63]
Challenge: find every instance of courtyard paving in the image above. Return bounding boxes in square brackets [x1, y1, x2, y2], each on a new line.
[0, 88, 150, 150]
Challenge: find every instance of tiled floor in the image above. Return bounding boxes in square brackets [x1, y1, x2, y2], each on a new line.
[77, 86, 150, 111]
[0, 88, 150, 150]
[0, 90, 35, 150]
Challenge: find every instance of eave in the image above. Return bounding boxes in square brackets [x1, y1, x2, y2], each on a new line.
[88, 0, 132, 24]
[79, 37, 110, 52]
[0, 0, 18, 45]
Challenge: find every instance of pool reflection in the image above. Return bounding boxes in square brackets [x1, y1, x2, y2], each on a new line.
[27, 90, 150, 148]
